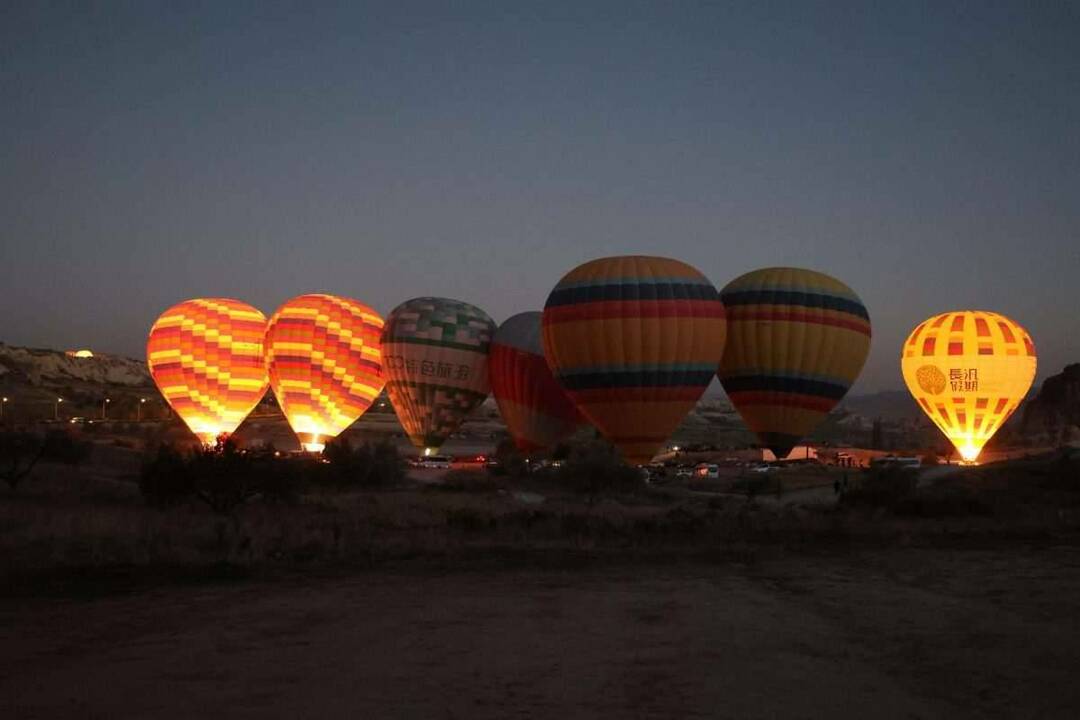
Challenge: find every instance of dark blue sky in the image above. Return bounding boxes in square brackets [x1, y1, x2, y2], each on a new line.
[2, 1, 1077, 392]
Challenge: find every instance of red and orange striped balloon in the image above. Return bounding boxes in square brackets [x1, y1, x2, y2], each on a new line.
[489, 312, 583, 453]
[147, 298, 269, 445]
[264, 294, 386, 452]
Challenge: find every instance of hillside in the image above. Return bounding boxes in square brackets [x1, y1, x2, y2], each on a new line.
[0, 344, 150, 388]
[1022, 364, 1080, 445]
[0, 343, 154, 421]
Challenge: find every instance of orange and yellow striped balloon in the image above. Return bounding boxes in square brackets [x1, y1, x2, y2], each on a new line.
[147, 298, 269, 445]
[901, 311, 1036, 463]
[265, 294, 386, 452]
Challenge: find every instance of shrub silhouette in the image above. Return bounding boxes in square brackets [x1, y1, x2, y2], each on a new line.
[551, 440, 643, 503]
[0, 430, 45, 490]
[0, 429, 91, 490]
[139, 436, 405, 512]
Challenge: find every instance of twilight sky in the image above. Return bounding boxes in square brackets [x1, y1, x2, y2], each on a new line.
[2, 1, 1077, 393]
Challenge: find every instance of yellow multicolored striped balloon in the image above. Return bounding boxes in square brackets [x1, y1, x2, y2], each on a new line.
[718, 267, 871, 460]
[146, 298, 269, 445]
[265, 294, 386, 452]
[901, 311, 1036, 463]
[542, 256, 727, 465]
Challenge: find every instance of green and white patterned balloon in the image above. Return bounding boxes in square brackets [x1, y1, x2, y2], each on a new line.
[381, 297, 495, 452]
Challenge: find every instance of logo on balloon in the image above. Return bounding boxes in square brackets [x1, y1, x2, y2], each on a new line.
[916, 365, 947, 395]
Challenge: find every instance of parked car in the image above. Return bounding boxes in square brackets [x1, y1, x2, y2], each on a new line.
[418, 454, 452, 469]
[675, 466, 693, 479]
[693, 463, 720, 480]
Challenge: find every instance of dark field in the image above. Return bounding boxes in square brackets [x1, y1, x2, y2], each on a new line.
[4, 549, 1080, 719]
[3, 446, 1080, 718]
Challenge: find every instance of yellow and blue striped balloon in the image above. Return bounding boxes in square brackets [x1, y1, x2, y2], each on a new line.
[542, 256, 727, 465]
[718, 267, 871, 459]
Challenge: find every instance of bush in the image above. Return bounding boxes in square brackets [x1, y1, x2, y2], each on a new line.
[837, 464, 991, 517]
[0, 429, 90, 490]
[0, 430, 45, 490]
[840, 466, 918, 509]
[321, 437, 405, 488]
[551, 440, 644, 502]
[139, 443, 195, 507]
[140, 438, 296, 513]
[139, 437, 406, 512]
[492, 438, 526, 476]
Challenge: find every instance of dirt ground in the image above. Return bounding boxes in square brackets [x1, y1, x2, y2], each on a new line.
[3, 547, 1080, 719]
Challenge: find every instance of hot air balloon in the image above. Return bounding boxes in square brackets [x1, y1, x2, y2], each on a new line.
[264, 294, 386, 452]
[381, 297, 495, 454]
[718, 267, 871, 460]
[542, 256, 727, 465]
[901, 311, 1036, 463]
[489, 312, 584, 453]
[146, 298, 269, 445]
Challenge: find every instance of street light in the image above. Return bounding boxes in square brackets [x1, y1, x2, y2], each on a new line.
[55, 397, 63, 421]
[138, 397, 146, 422]
[102, 397, 111, 420]
[1, 396, 8, 421]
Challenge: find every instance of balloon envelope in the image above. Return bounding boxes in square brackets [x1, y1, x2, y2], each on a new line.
[489, 312, 583, 453]
[901, 310, 1036, 463]
[542, 256, 727, 465]
[146, 298, 269, 445]
[718, 267, 871, 460]
[382, 297, 495, 453]
[264, 294, 386, 452]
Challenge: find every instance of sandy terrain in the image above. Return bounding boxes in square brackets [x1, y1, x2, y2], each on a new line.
[3, 548, 1080, 719]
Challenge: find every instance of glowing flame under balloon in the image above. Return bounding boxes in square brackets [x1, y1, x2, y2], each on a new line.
[147, 298, 269, 445]
[901, 310, 1036, 464]
[265, 294, 386, 453]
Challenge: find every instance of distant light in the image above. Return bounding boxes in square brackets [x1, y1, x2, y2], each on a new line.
[57, 397, 63, 403]
[672, 446, 680, 452]
[140, 398, 146, 403]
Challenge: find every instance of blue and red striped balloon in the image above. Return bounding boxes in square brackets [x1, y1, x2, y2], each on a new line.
[718, 267, 871, 459]
[542, 256, 727, 465]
